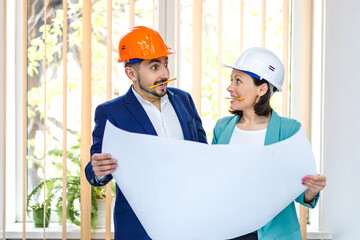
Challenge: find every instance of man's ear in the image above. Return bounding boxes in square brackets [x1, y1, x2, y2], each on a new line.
[259, 83, 269, 97]
[124, 67, 137, 83]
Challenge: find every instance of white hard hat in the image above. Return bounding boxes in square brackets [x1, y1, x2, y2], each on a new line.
[223, 47, 285, 92]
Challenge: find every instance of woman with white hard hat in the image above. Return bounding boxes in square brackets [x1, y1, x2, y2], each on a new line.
[212, 47, 327, 240]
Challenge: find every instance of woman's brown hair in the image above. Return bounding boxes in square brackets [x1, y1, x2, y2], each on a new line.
[229, 76, 277, 117]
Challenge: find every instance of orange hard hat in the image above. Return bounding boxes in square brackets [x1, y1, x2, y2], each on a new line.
[117, 26, 176, 63]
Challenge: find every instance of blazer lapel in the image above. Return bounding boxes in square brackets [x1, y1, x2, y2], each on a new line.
[124, 86, 157, 136]
[264, 110, 281, 145]
[217, 111, 281, 145]
[167, 90, 191, 140]
[218, 116, 239, 144]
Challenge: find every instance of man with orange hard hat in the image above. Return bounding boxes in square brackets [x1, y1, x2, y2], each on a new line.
[85, 26, 207, 239]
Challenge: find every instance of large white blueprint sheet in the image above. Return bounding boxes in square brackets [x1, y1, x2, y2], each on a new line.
[102, 120, 317, 240]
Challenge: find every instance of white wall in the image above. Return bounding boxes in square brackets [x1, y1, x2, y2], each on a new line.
[322, 0, 360, 239]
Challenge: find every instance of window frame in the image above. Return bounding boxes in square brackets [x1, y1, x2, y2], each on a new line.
[1, 0, 327, 236]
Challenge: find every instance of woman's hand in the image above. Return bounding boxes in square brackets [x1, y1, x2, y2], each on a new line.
[302, 174, 327, 204]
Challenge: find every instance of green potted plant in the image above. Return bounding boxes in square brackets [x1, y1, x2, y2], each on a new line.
[49, 144, 115, 229]
[29, 203, 51, 228]
[27, 142, 116, 229]
[26, 177, 61, 227]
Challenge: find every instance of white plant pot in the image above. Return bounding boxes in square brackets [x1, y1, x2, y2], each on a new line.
[94, 198, 115, 229]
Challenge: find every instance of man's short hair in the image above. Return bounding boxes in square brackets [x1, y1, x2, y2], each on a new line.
[124, 60, 143, 71]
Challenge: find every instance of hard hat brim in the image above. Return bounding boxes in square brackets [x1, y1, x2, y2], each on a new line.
[223, 63, 282, 92]
[222, 63, 261, 79]
[118, 49, 176, 63]
[222, 63, 236, 69]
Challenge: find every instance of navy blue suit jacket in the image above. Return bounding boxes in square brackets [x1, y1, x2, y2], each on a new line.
[85, 86, 207, 240]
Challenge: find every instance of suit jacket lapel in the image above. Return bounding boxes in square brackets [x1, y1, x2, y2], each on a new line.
[167, 90, 191, 140]
[124, 86, 157, 136]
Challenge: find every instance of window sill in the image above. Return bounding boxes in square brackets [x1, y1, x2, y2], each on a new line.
[307, 225, 333, 240]
[1, 223, 332, 240]
[1, 222, 114, 239]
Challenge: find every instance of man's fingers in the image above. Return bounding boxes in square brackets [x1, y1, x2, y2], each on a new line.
[94, 165, 118, 176]
[91, 153, 118, 176]
[92, 153, 112, 161]
[92, 158, 117, 167]
[97, 163, 118, 172]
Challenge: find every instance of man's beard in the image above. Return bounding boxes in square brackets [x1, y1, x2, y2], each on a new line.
[138, 75, 167, 98]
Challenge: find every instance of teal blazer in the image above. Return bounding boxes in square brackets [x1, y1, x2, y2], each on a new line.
[212, 111, 319, 240]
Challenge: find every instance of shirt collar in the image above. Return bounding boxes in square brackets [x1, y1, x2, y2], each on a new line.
[131, 87, 169, 107]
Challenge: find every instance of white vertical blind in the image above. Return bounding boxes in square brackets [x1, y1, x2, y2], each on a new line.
[42, 1, 48, 238]
[129, 0, 135, 28]
[80, 0, 92, 239]
[192, 0, 202, 113]
[2, 0, 6, 239]
[300, 0, 313, 239]
[239, 0, 244, 52]
[261, 0, 266, 47]
[61, 0, 68, 239]
[217, 0, 222, 117]
[22, 0, 27, 238]
[153, 0, 156, 28]
[105, 0, 113, 239]
[282, 0, 289, 117]
[320, 1, 327, 238]
[174, 0, 179, 88]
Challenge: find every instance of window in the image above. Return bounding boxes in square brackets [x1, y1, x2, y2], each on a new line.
[1, 0, 327, 238]
[178, 0, 289, 139]
[25, 0, 159, 229]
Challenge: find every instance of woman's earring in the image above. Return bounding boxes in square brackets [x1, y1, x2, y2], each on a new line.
[258, 94, 261, 99]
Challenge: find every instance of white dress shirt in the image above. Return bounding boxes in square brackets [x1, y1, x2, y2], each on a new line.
[131, 87, 184, 139]
[95, 88, 184, 182]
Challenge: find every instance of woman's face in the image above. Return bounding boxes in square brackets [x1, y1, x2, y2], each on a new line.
[226, 69, 260, 111]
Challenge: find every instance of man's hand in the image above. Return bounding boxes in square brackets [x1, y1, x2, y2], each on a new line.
[302, 174, 327, 203]
[91, 153, 118, 177]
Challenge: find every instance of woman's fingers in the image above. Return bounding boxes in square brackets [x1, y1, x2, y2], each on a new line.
[302, 174, 327, 192]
